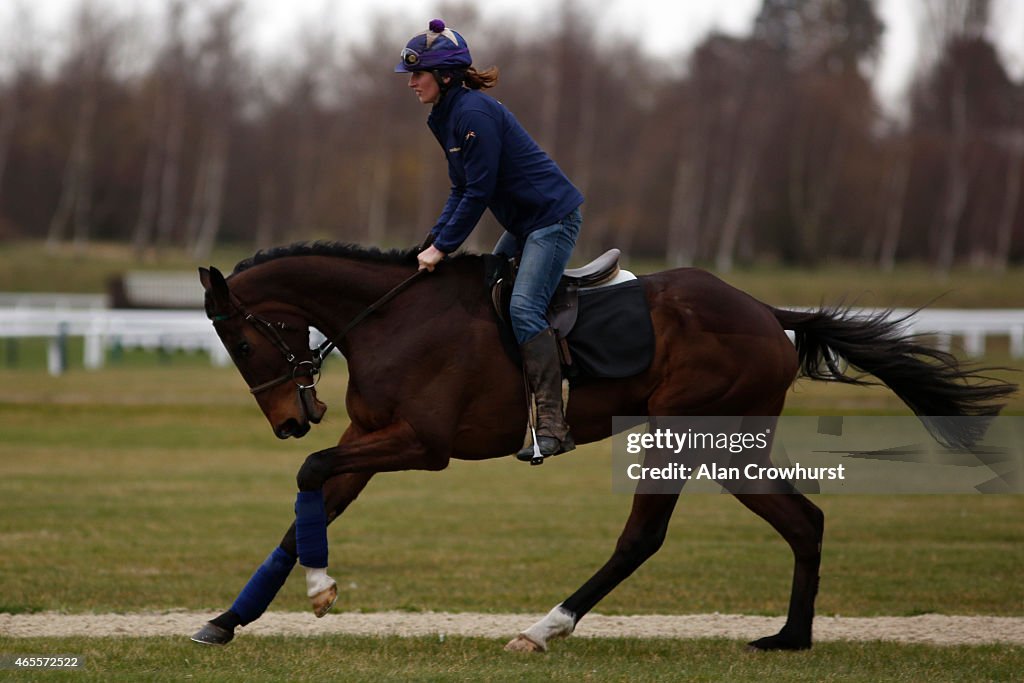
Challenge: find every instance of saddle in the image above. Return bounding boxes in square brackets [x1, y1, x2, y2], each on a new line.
[487, 249, 654, 378]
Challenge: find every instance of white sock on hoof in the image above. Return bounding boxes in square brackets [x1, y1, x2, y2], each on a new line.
[521, 604, 576, 650]
[303, 566, 335, 597]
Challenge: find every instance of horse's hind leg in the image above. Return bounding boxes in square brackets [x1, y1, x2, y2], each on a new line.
[505, 491, 680, 652]
[734, 487, 824, 650]
[191, 472, 374, 645]
[723, 414, 824, 649]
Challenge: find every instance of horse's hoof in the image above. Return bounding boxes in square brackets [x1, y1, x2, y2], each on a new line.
[747, 632, 811, 651]
[190, 621, 234, 645]
[504, 634, 545, 653]
[311, 582, 338, 618]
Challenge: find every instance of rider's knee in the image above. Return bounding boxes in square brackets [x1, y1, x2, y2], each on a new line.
[508, 298, 546, 344]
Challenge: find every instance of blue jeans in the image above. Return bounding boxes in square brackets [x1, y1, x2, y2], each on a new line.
[494, 208, 582, 345]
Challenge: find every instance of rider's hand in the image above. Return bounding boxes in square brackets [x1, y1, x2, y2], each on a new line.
[417, 232, 436, 253]
[417, 245, 445, 272]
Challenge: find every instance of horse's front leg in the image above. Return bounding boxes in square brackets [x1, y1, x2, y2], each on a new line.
[191, 472, 374, 645]
[293, 419, 443, 618]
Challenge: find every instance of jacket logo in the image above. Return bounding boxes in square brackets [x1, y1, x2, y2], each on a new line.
[448, 132, 476, 154]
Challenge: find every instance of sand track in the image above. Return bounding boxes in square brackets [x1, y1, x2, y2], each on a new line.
[2, 611, 1022, 646]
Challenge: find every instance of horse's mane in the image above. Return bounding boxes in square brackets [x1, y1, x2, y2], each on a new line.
[232, 241, 475, 275]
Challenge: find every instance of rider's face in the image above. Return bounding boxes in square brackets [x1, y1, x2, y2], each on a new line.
[408, 71, 441, 105]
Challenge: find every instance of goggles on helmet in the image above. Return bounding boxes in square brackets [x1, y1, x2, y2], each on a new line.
[400, 48, 421, 68]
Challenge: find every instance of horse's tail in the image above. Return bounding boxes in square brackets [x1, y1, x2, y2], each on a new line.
[771, 306, 1018, 448]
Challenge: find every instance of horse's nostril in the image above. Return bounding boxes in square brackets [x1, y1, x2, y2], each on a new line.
[276, 419, 296, 439]
[277, 418, 310, 439]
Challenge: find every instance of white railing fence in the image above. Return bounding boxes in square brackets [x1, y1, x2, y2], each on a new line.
[895, 308, 1024, 358]
[0, 304, 1021, 376]
[2, 308, 229, 375]
[0, 293, 109, 309]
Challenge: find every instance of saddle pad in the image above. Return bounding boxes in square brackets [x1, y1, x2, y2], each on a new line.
[565, 279, 654, 379]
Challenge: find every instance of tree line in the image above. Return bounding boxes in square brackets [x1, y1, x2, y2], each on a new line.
[0, 0, 1021, 272]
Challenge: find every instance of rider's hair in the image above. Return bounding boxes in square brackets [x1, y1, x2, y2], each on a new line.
[464, 66, 499, 90]
[435, 66, 499, 93]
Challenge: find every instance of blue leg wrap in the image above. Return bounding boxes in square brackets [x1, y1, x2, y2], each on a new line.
[295, 490, 329, 569]
[230, 546, 296, 626]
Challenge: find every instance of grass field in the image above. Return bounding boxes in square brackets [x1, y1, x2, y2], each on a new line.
[2, 241, 1023, 679]
[1, 361, 1022, 680]
[1, 363, 1022, 617]
[1, 635, 1021, 682]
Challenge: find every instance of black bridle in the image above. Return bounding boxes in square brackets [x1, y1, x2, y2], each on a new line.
[241, 309, 322, 395]
[212, 270, 427, 397]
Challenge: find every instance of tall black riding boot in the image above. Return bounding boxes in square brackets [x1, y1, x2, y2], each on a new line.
[516, 328, 575, 464]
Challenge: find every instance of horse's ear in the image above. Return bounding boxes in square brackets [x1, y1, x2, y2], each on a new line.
[198, 266, 231, 315]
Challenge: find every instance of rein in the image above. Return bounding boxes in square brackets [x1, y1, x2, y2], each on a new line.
[312, 269, 427, 364]
[216, 269, 427, 396]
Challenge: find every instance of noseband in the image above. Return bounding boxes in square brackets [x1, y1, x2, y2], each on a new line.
[243, 310, 322, 395]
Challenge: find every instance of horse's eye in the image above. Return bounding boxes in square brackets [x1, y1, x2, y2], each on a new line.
[236, 341, 252, 358]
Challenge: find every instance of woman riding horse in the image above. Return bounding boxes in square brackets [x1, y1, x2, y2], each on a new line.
[400, 19, 583, 462]
[188, 19, 1016, 654]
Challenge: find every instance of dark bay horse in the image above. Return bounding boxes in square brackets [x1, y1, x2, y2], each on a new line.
[193, 242, 1014, 651]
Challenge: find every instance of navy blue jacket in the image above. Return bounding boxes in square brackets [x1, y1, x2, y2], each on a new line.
[426, 87, 583, 254]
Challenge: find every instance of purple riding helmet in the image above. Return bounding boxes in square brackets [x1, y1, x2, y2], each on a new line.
[394, 19, 472, 73]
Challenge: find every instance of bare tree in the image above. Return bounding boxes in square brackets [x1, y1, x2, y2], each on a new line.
[187, 121, 229, 259]
[665, 46, 718, 267]
[536, 61, 562, 156]
[132, 87, 164, 256]
[0, 90, 15, 199]
[278, 17, 340, 244]
[916, 0, 992, 274]
[877, 134, 912, 271]
[918, 0, 990, 68]
[365, 124, 393, 246]
[187, 2, 245, 260]
[788, 93, 849, 263]
[681, 35, 778, 273]
[45, 1, 121, 253]
[133, 1, 190, 256]
[0, 3, 42, 204]
[992, 131, 1024, 271]
[933, 64, 970, 274]
[665, 128, 704, 267]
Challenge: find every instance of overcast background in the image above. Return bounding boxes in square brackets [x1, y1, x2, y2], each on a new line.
[1, 0, 1022, 270]
[7, 0, 1024, 111]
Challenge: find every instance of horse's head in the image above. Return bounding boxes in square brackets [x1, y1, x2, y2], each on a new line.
[199, 266, 327, 439]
